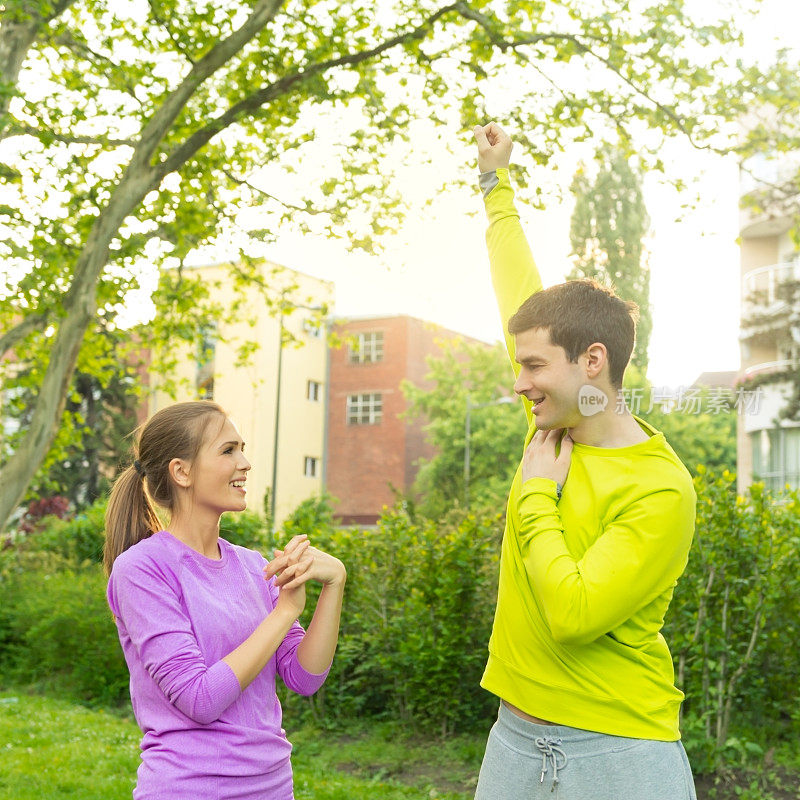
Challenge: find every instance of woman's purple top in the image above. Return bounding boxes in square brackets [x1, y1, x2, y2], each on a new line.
[107, 530, 329, 800]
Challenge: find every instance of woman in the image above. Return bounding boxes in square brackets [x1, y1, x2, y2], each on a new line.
[104, 400, 345, 799]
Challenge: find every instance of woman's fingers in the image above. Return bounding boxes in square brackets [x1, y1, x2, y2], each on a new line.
[263, 538, 309, 580]
[273, 550, 314, 587]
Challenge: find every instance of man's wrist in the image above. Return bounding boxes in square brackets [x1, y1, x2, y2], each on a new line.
[479, 170, 499, 197]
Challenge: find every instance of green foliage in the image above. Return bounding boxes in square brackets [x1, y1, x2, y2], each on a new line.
[569, 145, 652, 373]
[279, 504, 502, 734]
[402, 339, 527, 518]
[0, 561, 129, 705]
[219, 509, 270, 551]
[664, 469, 800, 773]
[28, 497, 108, 564]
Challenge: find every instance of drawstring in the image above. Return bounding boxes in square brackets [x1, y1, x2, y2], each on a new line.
[535, 736, 568, 792]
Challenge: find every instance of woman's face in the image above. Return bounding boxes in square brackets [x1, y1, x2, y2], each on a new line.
[183, 417, 251, 517]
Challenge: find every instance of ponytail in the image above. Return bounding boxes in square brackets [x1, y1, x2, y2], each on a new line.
[104, 464, 161, 576]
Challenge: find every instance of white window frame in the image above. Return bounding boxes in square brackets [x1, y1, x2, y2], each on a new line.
[304, 456, 319, 478]
[307, 380, 322, 401]
[349, 331, 384, 364]
[346, 392, 383, 425]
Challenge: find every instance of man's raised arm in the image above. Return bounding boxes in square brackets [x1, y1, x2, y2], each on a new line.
[473, 123, 543, 377]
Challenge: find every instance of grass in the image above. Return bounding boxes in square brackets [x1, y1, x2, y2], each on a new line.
[3, 690, 798, 800]
[0, 691, 479, 799]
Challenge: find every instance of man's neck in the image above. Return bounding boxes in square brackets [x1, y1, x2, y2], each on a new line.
[569, 405, 650, 449]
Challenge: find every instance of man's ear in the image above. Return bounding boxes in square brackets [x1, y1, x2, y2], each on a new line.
[168, 458, 192, 489]
[584, 342, 608, 380]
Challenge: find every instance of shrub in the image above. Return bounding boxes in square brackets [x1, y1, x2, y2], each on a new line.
[0, 561, 129, 705]
[279, 504, 502, 734]
[665, 469, 800, 772]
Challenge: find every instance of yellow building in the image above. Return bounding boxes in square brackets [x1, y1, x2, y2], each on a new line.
[738, 154, 800, 492]
[148, 261, 333, 527]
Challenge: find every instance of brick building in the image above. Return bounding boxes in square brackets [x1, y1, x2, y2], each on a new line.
[326, 315, 487, 525]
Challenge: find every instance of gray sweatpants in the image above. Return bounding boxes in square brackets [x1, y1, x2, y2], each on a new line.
[475, 703, 697, 800]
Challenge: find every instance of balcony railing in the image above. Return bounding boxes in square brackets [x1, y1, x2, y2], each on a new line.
[742, 359, 797, 380]
[742, 261, 800, 310]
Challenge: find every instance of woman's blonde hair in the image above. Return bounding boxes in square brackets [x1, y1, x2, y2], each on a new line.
[103, 401, 227, 575]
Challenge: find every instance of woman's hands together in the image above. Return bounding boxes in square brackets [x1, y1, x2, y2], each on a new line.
[264, 534, 346, 618]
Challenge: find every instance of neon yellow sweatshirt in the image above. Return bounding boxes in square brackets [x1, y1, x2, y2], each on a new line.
[480, 168, 696, 741]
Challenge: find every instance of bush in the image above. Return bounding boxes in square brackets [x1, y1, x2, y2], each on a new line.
[279, 503, 503, 734]
[664, 469, 800, 772]
[219, 510, 270, 551]
[0, 560, 129, 705]
[31, 498, 107, 564]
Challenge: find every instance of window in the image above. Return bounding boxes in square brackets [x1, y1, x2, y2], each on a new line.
[347, 393, 383, 425]
[751, 428, 800, 491]
[349, 331, 384, 364]
[307, 380, 321, 401]
[304, 456, 319, 478]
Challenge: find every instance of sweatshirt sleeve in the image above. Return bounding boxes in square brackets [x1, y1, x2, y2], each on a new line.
[516, 478, 695, 646]
[108, 558, 242, 725]
[265, 577, 331, 696]
[483, 168, 543, 424]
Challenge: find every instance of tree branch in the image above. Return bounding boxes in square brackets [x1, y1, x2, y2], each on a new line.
[2, 121, 136, 147]
[0, 311, 49, 358]
[453, 1, 721, 153]
[146, 0, 197, 66]
[158, 3, 460, 176]
[221, 167, 340, 216]
[133, 0, 285, 171]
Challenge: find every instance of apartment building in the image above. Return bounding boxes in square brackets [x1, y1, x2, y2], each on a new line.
[148, 261, 333, 527]
[738, 155, 800, 492]
[326, 315, 486, 525]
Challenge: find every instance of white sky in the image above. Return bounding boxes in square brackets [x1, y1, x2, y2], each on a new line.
[250, 0, 799, 390]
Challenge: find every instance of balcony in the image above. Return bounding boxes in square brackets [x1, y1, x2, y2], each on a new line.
[742, 359, 796, 380]
[740, 374, 800, 435]
[739, 158, 799, 238]
[740, 263, 800, 344]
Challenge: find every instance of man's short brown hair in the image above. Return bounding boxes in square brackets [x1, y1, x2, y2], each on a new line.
[508, 280, 639, 387]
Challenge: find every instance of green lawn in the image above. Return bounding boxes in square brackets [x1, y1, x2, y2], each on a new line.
[0, 692, 479, 799]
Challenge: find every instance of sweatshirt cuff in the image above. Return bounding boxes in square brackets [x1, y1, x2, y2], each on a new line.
[482, 168, 518, 224]
[284, 654, 332, 697]
[520, 477, 561, 504]
[479, 170, 499, 197]
[188, 660, 242, 723]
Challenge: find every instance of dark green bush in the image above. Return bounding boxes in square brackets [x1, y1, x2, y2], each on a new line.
[219, 510, 270, 551]
[664, 469, 800, 772]
[0, 561, 128, 705]
[31, 498, 107, 564]
[279, 503, 502, 734]
[4, 471, 799, 756]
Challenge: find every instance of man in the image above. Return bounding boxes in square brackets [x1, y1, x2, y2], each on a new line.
[471, 122, 697, 800]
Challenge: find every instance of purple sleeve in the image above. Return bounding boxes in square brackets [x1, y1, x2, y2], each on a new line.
[108, 558, 242, 725]
[264, 575, 331, 696]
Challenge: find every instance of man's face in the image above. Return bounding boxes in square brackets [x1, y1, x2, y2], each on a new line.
[513, 327, 587, 430]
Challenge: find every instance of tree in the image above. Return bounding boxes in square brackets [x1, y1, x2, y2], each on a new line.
[569, 145, 652, 374]
[402, 339, 526, 517]
[0, 0, 793, 530]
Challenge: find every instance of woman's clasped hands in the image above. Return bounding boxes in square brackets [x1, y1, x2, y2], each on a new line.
[264, 534, 346, 618]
